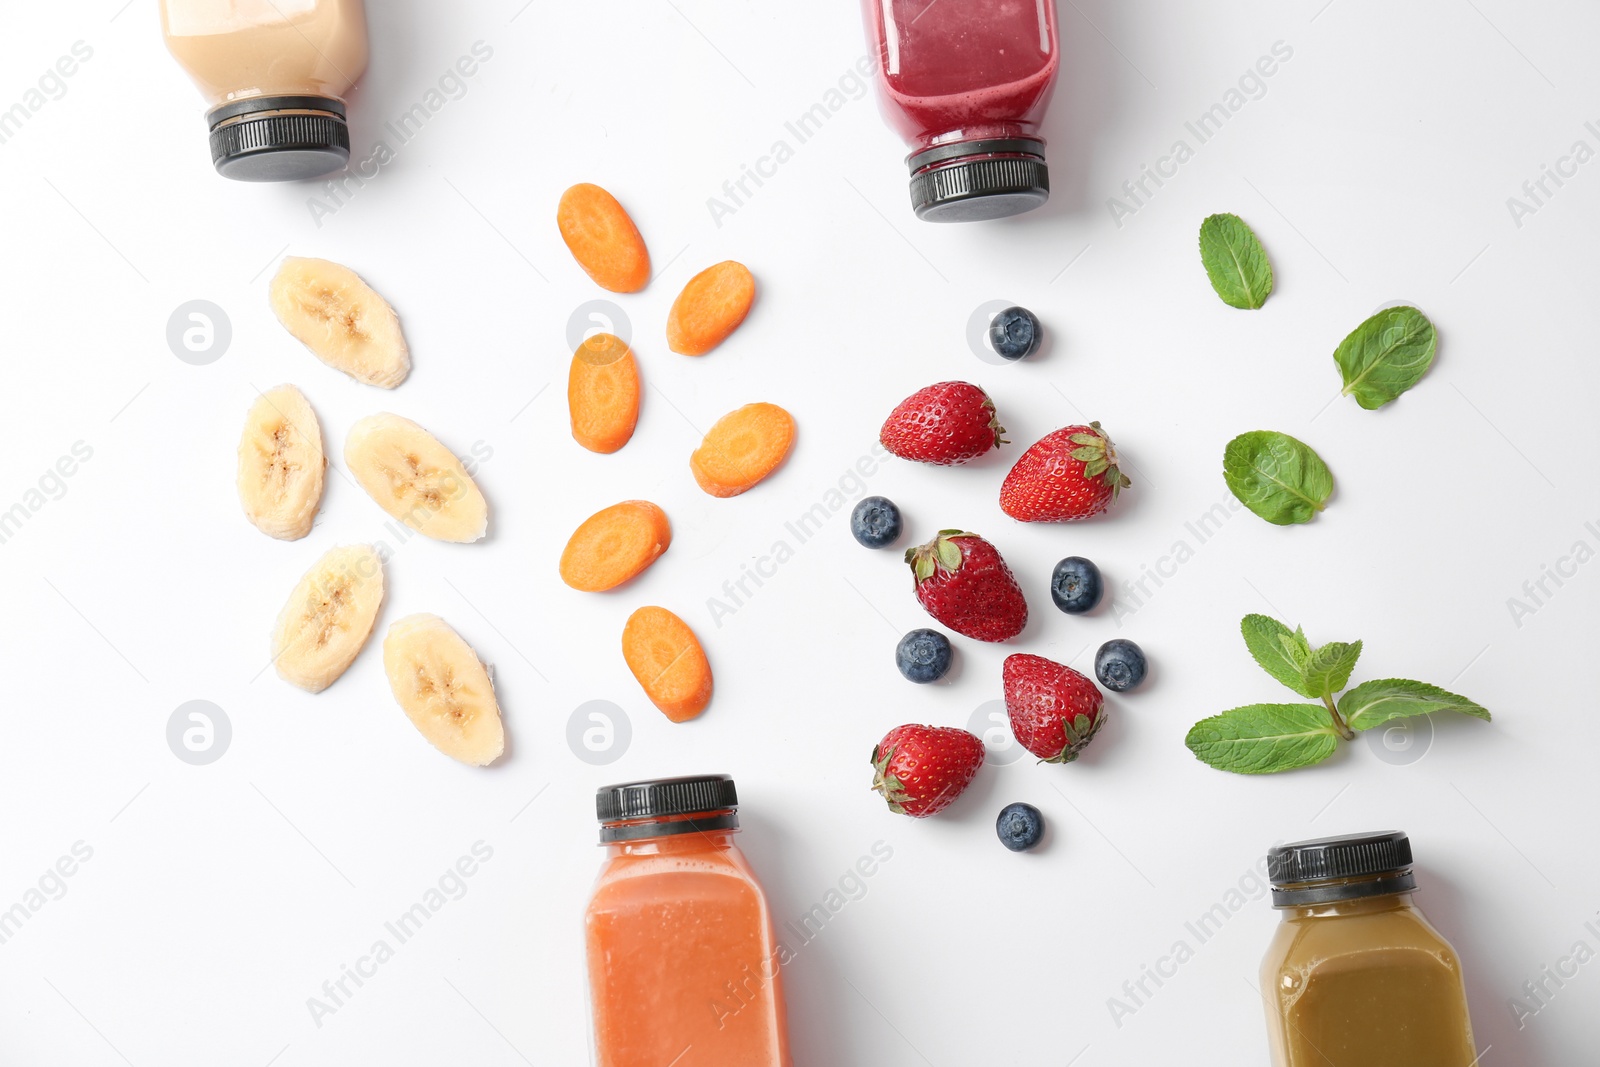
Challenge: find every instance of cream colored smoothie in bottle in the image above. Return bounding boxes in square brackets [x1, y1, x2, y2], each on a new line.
[160, 0, 368, 181]
[1261, 832, 1479, 1067]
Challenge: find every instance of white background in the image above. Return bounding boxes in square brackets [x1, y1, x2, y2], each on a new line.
[0, 1, 1596, 1064]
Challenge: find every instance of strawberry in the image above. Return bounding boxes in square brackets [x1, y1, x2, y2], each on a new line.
[880, 382, 1006, 465]
[906, 530, 1027, 642]
[999, 422, 1130, 522]
[1003, 653, 1107, 763]
[870, 724, 985, 817]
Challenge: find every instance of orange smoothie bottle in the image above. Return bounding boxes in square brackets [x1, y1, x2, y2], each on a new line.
[584, 775, 792, 1067]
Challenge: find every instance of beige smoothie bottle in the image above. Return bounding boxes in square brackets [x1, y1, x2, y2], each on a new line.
[160, 0, 369, 181]
[1260, 831, 1479, 1067]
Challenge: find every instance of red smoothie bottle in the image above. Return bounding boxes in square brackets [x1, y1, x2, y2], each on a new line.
[861, 0, 1060, 221]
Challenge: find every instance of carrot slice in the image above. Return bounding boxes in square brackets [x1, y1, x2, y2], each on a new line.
[568, 333, 641, 453]
[690, 402, 795, 498]
[557, 183, 650, 293]
[666, 261, 755, 356]
[559, 501, 671, 591]
[621, 606, 712, 722]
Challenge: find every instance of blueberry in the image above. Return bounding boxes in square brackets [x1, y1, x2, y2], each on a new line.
[988, 306, 1042, 362]
[851, 496, 903, 548]
[1050, 556, 1103, 614]
[895, 628, 952, 683]
[996, 802, 1044, 852]
[1095, 639, 1147, 692]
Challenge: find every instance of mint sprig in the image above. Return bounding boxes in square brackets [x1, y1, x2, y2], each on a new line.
[1186, 704, 1340, 775]
[1199, 213, 1274, 310]
[1185, 614, 1491, 774]
[1303, 640, 1362, 701]
[1239, 614, 1315, 696]
[1339, 678, 1490, 731]
[1334, 306, 1437, 410]
[1223, 431, 1333, 525]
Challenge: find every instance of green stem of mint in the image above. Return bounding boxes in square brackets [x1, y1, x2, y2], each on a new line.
[1322, 694, 1355, 741]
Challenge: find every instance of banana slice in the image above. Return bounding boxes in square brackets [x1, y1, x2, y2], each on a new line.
[344, 413, 489, 542]
[271, 544, 385, 692]
[236, 384, 325, 540]
[269, 256, 410, 388]
[383, 613, 505, 766]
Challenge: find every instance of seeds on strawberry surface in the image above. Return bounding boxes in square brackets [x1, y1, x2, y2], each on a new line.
[1000, 421, 1130, 522]
[880, 381, 1006, 465]
[1003, 653, 1107, 763]
[870, 724, 985, 817]
[906, 530, 1027, 642]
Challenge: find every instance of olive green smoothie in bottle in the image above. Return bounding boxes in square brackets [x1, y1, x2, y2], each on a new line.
[1260, 831, 1478, 1067]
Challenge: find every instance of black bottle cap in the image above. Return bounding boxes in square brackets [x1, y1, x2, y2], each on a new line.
[907, 138, 1049, 222]
[595, 774, 739, 842]
[1268, 831, 1416, 906]
[206, 95, 350, 182]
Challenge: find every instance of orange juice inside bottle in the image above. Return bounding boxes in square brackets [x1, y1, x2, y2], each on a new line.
[585, 775, 792, 1067]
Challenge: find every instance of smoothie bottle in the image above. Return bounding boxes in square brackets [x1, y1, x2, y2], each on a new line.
[1260, 831, 1479, 1067]
[584, 775, 792, 1067]
[860, 0, 1060, 221]
[160, 0, 369, 181]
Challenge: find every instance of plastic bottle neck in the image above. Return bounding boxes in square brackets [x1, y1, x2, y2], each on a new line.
[598, 807, 738, 849]
[1272, 866, 1417, 909]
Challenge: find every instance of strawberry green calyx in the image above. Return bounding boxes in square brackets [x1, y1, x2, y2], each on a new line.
[905, 529, 973, 581]
[1068, 422, 1131, 500]
[981, 396, 1009, 449]
[870, 744, 911, 814]
[1041, 710, 1107, 764]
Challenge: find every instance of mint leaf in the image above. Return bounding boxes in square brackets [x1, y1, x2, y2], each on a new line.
[1223, 431, 1333, 526]
[1304, 640, 1362, 699]
[1199, 213, 1273, 310]
[1339, 678, 1491, 731]
[1240, 615, 1316, 696]
[1334, 306, 1437, 410]
[1185, 704, 1341, 774]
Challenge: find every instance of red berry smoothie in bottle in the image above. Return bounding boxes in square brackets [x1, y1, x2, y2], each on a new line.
[861, 0, 1060, 221]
